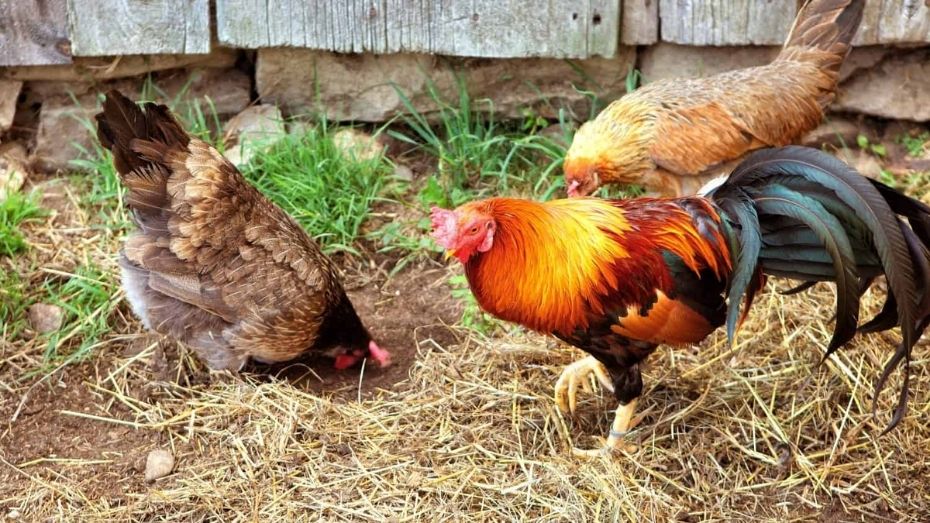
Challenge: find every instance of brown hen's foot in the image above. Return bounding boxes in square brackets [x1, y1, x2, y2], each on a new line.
[571, 399, 639, 458]
[554, 356, 614, 414]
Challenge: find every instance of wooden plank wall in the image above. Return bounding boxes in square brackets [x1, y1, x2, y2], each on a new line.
[853, 0, 930, 45]
[66, 0, 211, 56]
[2, 0, 930, 66]
[0, 0, 72, 66]
[622, 0, 659, 45]
[216, 0, 621, 58]
[659, 0, 798, 45]
[660, 0, 930, 46]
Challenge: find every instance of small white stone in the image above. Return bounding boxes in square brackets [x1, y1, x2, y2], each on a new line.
[28, 303, 64, 334]
[392, 164, 414, 182]
[222, 105, 286, 168]
[144, 448, 175, 482]
[333, 128, 385, 162]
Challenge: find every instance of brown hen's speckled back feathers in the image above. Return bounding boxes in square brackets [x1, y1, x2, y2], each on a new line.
[564, 0, 865, 198]
[97, 90, 374, 370]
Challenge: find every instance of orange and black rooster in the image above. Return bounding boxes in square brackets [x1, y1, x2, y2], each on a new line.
[432, 146, 930, 456]
[97, 91, 391, 371]
[564, 0, 865, 198]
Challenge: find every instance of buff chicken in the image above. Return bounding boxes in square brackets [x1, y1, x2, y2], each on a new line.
[564, 0, 866, 197]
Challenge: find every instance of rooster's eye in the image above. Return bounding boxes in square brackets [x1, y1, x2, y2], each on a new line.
[469, 226, 479, 234]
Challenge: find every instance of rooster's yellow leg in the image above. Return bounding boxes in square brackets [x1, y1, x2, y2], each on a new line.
[572, 399, 639, 458]
[554, 356, 614, 414]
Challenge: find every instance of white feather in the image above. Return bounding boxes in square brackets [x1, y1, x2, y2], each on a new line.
[697, 175, 728, 196]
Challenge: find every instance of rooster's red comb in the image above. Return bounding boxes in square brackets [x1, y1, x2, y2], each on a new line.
[430, 206, 458, 249]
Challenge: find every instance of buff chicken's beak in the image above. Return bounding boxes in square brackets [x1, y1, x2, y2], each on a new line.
[567, 180, 581, 198]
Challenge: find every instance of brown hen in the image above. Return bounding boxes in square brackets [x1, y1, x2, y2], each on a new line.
[564, 0, 865, 198]
[96, 90, 390, 371]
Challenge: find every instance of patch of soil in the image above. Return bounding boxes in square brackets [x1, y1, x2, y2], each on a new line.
[247, 261, 462, 397]
[0, 362, 158, 499]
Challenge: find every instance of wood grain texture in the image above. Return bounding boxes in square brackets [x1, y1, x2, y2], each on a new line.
[853, 0, 930, 44]
[216, 0, 620, 58]
[622, 0, 659, 44]
[0, 0, 72, 66]
[66, 0, 210, 56]
[660, 0, 929, 46]
[659, 0, 797, 45]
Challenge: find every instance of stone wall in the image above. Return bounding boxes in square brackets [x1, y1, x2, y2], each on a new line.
[1, 42, 928, 173]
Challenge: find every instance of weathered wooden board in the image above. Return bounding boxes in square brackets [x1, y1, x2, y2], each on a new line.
[0, 0, 72, 66]
[659, 0, 797, 45]
[66, 0, 211, 56]
[853, 0, 930, 44]
[660, 0, 930, 46]
[622, 0, 659, 44]
[216, 0, 620, 58]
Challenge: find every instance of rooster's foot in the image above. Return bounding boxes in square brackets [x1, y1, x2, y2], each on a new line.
[554, 356, 614, 414]
[571, 400, 640, 458]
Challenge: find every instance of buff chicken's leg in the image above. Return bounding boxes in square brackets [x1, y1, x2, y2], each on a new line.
[554, 356, 639, 456]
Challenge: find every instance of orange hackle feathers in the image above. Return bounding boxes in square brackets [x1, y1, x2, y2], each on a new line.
[439, 197, 731, 337]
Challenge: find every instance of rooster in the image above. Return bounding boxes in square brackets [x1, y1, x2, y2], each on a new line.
[96, 90, 391, 371]
[431, 146, 930, 456]
[564, 0, 865, 198]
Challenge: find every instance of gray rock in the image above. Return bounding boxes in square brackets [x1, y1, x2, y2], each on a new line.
[801, 117, 864, 149]
[851, 150, 884, 180]
[22, 77, 139, 101]
[31, 94, 98, 173]
[0, 143, 28, 202]
[639, 43, 779, 83]
[158, 68, 251, 118]
[0, 49, 238, 82]
[0, 80, 22, 132]
[835, 49, 930, 122]
[256, 48, 637, 122]
[286, 119, 314, 137]
[222, 105, 286, 167]
[539, 122, 574, 149]
[144, 448, 175, 482]
[28, 303, 64, 334]
[838, 46, 891, 83]
[392, 164, 414, 182]
[333, 128, 385, 162]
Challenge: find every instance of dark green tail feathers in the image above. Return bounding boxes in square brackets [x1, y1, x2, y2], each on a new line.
[708, 145, 930, 433]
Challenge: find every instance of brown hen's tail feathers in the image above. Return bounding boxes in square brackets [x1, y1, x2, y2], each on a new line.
[95, 89, 189, 175]
[779, 0, 865, 73]
[96, 90, 191, 233]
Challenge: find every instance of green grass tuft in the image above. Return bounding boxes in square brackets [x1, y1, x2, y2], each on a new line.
[240, 123, 393, 254]
[389, 75, 569, 209]
[898, 131, 929, 158]
[0, 266, 31, 340]
[0, 188, 45, 256]
[41, 264, 120, 366]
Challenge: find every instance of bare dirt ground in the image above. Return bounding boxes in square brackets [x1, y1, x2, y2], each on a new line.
[2, 129, 930, 521]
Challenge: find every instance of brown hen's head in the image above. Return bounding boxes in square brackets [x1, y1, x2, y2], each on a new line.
[318, 294, 392, 370]
[430, 204, 497, 263]
[563, 114, 653, 197]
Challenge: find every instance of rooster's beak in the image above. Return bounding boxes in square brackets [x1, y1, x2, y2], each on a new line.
[443, 249, 457, 261]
